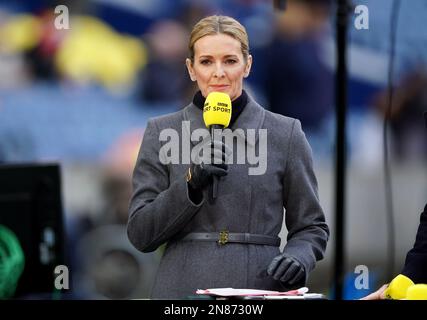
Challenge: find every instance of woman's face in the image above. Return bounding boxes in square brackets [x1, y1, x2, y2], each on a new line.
[186, 33, 252, 101]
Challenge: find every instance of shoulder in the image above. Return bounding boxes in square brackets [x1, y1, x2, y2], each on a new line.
[247, 94, 299, 135]
[260, 109, 312, 159]
[246, 95, 304, 145]
[420, 204, 427, 228]
[264, 109, 299, 128]
[146, 107, 187, 131]
[263, 108, 303, 139]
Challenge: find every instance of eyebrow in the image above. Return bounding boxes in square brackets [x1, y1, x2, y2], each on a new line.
[198, 55, 239, 59]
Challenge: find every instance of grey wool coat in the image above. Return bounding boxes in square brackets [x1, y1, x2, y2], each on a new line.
[127, 94, 329, 299]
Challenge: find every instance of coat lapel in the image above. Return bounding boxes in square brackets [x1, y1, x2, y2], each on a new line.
[183, 93, 266, 147]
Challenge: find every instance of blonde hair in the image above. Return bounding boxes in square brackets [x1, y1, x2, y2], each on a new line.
[188, 15, 250, 63]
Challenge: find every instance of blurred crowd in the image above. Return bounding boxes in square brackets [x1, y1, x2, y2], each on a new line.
[0, 0, 426, 299]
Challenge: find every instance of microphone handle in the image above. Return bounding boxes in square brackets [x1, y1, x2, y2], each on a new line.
[210, 125, 223, 202]
[212, 176, 218, 200]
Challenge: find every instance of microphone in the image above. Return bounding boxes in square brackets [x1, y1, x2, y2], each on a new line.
[203, 91, 232, 202]
[384, 274, 427, 300]
[384, 274, 414, 299]
[406, 284, 427, 300]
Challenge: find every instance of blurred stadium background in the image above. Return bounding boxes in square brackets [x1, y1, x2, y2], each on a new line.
[0, 0, 426, 299]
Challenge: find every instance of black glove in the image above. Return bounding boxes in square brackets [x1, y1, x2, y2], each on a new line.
[267, 254, 305, 287]
[188, 162, 227, 190]
[187, 140, 230, 190]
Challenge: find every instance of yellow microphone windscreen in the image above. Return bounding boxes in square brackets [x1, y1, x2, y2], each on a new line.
[406, 284, 427, 300]
[203, 92, 232, 128]
[384, 274, 415, 300]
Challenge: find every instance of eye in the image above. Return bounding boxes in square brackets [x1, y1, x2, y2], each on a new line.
[225, 59, 237, 64]
[199, 59, 211, 65]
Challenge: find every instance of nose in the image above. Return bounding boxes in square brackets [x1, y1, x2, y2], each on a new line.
[213, 62, 225, 78]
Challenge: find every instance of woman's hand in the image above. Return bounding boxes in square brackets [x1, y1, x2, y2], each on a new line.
[267, 253, 305, 288]
[187, 140, 231, 190]
[360, 284, 388, 300]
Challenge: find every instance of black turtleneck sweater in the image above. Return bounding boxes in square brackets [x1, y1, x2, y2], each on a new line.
[192, 90, 248, 127]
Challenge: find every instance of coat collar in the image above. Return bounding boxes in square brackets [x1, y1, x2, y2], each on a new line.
[183, 93, 266, 147]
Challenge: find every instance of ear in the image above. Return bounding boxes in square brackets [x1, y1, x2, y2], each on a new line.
[186, 58, 196, 82]
[243, 55, 252, 78]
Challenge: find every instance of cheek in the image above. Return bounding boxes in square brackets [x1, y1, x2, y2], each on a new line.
[228, 69, 245, 84]
[195, 69, 211, 84]
[228, 64, 246, 79]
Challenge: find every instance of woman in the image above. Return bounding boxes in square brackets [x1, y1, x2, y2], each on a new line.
[128, 15, 329, 299]
[362, 113, 427, 300]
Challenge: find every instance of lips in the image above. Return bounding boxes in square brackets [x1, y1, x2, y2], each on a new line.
[210, 85, 229, 90]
